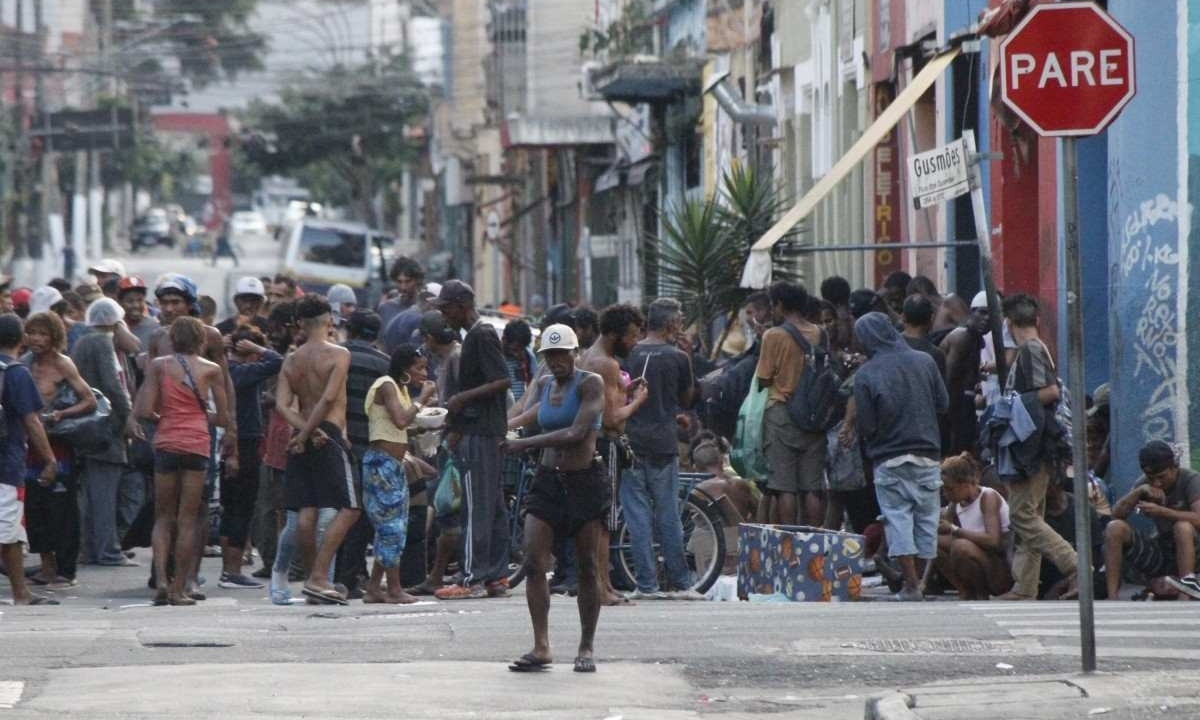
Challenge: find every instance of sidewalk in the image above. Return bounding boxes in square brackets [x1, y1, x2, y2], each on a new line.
[866, 671, 1200, 719]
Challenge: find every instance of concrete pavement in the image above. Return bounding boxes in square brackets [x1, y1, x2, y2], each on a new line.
[3, 557, 1200, 718]
[866, 671, 1200, 719]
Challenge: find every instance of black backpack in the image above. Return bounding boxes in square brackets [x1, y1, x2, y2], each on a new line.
[779, 324, 844, 433]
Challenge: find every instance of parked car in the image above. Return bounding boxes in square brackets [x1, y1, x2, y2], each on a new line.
[131, 208, 173, 252]
[282, 219, 395, 308]
[230, 210, 269, 244]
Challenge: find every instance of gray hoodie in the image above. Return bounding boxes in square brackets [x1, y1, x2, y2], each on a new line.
[852, 312, 948, 463]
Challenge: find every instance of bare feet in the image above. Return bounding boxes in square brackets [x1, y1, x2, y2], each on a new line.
[386, 590, 419, 604]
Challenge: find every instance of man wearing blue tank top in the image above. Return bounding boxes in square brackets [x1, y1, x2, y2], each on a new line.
[503, 324, 607, 673]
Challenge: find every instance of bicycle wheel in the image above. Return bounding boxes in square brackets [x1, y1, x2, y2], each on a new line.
[613, 494, 726, 594]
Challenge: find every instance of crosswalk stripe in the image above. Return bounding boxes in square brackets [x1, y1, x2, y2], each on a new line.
[0, 682, 23, 709]
[1043, 645, 1200, 661]
[1004, 628, 1198, 638]
[966, 602, 1193, 612]
[993, 617, 1200, 626]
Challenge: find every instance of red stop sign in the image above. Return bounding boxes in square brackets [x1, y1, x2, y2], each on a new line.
[1000, 2, 1136, 137]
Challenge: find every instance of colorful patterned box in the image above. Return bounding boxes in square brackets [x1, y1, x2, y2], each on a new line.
[737, 524, 867, 602]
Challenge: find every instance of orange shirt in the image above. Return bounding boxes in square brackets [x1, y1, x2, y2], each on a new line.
[754, 322, 823, 406]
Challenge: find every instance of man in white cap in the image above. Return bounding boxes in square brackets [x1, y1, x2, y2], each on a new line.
[502, 323, 607, 673]
[88, 259, 126, 288]
[70, 298, 142, 567]
[28, 286, 64, 316]
[216, 277, 269, 336]
[938, 291, 995, 456]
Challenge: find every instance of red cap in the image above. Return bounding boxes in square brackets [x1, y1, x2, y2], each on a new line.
[118, 275, 148, 295]
[11, 287, 32, 310]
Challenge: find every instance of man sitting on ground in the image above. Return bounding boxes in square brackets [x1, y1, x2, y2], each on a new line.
[1103, 440, 1200, 600]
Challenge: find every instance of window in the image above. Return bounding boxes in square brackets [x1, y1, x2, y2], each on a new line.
[298, 226, 366, 268]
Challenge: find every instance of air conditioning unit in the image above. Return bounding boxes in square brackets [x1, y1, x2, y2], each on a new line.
[580, 60, 604, 101]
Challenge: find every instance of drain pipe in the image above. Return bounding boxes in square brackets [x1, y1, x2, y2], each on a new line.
[703, 70, 776, 125]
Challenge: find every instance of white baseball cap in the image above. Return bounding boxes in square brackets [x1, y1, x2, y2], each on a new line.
[538, 323, 579, 353]
[29, 286, 64, 315]
[234, 276, 266, 299]
[971, 291, 989, 310]
[88, 258, 126, 277]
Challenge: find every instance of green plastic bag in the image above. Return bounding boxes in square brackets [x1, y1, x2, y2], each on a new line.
[433, 451, 463, 517]
[731, 377, 769, 480]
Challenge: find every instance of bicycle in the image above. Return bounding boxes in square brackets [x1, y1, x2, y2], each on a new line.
[504, 456, 727, 595]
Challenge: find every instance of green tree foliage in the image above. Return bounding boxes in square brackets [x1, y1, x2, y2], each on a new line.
[238, 53, 429, 224]
[97, 0, 266, 89]
[651, 163, 804, 354]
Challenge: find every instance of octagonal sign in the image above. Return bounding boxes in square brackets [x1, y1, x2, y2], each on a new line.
[1000, 2, 1136, 137]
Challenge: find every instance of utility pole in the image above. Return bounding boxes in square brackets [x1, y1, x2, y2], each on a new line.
[34, 0, 50, 264]
[10, 0, 26, 259]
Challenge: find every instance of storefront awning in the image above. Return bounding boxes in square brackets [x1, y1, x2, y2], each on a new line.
[741, 46, 962, 288]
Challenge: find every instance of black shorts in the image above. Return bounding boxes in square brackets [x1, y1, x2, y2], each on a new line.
[1125, 527, 1200, 578]
[525, 461, 611, 540]
[154, 450, 210, 474]
[283, 422, 359, 511]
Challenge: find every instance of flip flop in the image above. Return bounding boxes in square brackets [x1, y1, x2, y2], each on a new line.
[23, 595, 60, 606]
[508, 653, 552, 672]
[27, 576, 51, 586]
[302, 585, 348, 606]
[573, 656, 596, 673]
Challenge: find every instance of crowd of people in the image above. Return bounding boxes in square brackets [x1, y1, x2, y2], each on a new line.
[699, 270, 1200, 603]
[0, 260, 1197, 634]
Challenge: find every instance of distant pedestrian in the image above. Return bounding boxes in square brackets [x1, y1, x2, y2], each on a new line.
[211, 228, 239, 267]
[853, 312, 948, 601]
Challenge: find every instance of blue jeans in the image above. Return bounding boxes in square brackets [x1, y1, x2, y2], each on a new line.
[271, 508, 337, 591]
[620, 456, 689, 593]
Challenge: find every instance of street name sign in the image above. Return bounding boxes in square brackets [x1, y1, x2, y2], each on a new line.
[907, 138, 970, 209]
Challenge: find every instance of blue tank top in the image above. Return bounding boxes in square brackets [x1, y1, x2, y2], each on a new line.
[537, 370, 601, 432]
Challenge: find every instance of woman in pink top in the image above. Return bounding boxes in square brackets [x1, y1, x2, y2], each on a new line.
[135, 317, 229, 606]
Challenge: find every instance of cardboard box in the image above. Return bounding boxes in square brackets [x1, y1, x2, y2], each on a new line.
[737, 524, 867, 601]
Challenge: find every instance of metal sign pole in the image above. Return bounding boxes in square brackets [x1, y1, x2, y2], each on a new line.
[1062, 136, 1097, 673]
[963, 130, 1008, 389]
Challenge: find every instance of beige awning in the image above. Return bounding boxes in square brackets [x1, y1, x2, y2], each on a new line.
[741, 46, 962, 288]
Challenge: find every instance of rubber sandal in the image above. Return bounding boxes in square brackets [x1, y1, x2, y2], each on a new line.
[24, 595, 60, 606]
[302, 584, 348, 605]
[27, 575, 51, 586]
[508, 653, 552, 672]
[573, 656, 596, 673]
[153, 590, 169, 607]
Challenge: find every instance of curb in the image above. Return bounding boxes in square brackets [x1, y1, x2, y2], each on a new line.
[864, 691, 918, 720]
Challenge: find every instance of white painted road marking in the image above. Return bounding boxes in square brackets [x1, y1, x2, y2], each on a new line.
[0, 681, 24, 709]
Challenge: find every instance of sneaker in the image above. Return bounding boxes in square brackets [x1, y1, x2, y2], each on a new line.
[251, 566, 272, 579]
[626, 589, 669, 601]
[434, 584, 486, 600]
[486, 578, 510, 598]
[219, 572, 265, 589]
[669, 589, 706, 601]
[1166, 576, 1200, 600]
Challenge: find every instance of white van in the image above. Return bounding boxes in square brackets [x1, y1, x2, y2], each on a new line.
[282, 219, 395, 307]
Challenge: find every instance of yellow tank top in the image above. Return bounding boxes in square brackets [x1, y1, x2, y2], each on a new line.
[365, 375, 410, 444]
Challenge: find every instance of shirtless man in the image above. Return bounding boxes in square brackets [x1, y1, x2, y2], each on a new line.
[503, 324, 607, 673]
[274, 295, 359, 604]
[577, 304, 648, 605]
[938, 293, 990, 456]
[22, 312, 95, 586]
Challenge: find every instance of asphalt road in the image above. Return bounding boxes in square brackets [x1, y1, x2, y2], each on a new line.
[117, 231, 283, 316]
[1, 557, 1195, 719]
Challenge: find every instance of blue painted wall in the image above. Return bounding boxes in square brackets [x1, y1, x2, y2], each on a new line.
[1187, 0, 1200, 470]
[1107, 1, 1186, 494]
[1077, 133, 1110, 396]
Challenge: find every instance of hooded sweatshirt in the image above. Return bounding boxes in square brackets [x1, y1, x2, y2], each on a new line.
[852, 312, 948, 463]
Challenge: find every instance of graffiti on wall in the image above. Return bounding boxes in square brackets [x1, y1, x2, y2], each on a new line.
[1119, 193, 1191, 443]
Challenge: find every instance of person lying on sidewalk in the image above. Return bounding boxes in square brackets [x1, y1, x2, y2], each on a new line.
[1103, 440, 1200, 600]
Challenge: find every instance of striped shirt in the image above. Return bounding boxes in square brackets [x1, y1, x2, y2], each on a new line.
[343, 340, 390, 459]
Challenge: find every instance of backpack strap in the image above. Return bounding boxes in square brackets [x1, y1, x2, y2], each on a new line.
[779, 323, 816, 357]
[175, 354, 209, 415]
